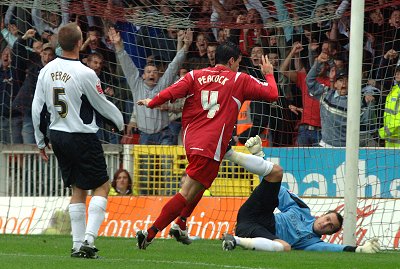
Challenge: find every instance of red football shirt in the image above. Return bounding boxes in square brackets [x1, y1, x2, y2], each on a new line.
[148, 65, 278, 161]
[296, 72, 330, 128]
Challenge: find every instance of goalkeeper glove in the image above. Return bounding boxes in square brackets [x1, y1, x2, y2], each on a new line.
[356, 238, 380, 253]
[245, 135, 265, 158]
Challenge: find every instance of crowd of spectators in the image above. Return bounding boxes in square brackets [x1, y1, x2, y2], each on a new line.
[1, 0, 399, 148]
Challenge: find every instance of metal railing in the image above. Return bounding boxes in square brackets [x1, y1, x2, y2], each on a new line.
[0, 144, 259, 197]
[0, 144, 121, 197]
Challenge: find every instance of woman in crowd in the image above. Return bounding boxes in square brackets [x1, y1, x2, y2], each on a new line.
[109, 169, 136, 196]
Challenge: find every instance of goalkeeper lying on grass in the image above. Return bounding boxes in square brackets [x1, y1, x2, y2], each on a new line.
[222, 135, 380, 253]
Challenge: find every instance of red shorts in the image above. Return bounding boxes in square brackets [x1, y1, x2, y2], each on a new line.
[186, 155, 221, 189]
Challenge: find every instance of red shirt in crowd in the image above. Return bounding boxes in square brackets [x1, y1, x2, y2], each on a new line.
[296, 72, 330, 128]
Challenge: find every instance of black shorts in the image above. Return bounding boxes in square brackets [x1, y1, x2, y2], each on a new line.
[50, 130, 109, 190]
[235, 181, 281, 240]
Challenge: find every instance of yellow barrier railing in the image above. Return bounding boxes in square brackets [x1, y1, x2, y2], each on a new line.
[131, 146, 259, 196]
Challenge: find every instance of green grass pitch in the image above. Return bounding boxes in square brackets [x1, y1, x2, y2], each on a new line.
[0, 235, 399, 269]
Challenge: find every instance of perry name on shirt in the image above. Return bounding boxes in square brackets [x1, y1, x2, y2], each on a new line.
[51, 71, 71, 83]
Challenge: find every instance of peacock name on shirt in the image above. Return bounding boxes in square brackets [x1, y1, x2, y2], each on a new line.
[50, 71, 71, 83]
[197, 75, 229, 86]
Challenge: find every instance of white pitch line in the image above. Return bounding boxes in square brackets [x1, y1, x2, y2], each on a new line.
[0, 252, 276, 269]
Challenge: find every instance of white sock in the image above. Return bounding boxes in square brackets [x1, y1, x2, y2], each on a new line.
[235, 236, 284, 252]
[225, 150, 273, 177]
[85, 196, 107, 247]
[69, 203, 86, 250]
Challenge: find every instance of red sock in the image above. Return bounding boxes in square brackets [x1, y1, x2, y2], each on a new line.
[147, 193, 188, 240]
[176, 189, 205, 230]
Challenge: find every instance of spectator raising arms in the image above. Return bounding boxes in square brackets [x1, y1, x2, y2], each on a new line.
[31, 0, 70, 38]
[13, 43, 55, 144]
[32, 22, 124, 259]
[80, 26, 116, 73]
[0, 47, 22, 144]
[135, 41, 278, 250]
[280, 42, 322, 146]
[109, 27, 192, 145]
[11, 28, 43, 90]
[306, 52, 378, 147]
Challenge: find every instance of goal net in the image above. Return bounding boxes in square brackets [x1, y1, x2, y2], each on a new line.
[0, 0, 399, 250]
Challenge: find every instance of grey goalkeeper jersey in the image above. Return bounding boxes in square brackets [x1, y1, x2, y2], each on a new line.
[32, 56, 124, 149]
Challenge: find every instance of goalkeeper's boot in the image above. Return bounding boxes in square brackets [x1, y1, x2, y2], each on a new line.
[136, 230, 152, 250]
[79, 240, 99, 259]
[70, 248, 85, 258]
[169, 223, 192, 245]
[222, 233, 236, 251]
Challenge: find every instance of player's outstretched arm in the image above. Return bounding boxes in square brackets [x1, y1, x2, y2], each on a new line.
[137, 98, 152, 107]
[305, 238, 381, 253]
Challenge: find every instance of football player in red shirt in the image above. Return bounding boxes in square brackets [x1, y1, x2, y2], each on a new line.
[135, 41, 279, 249]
